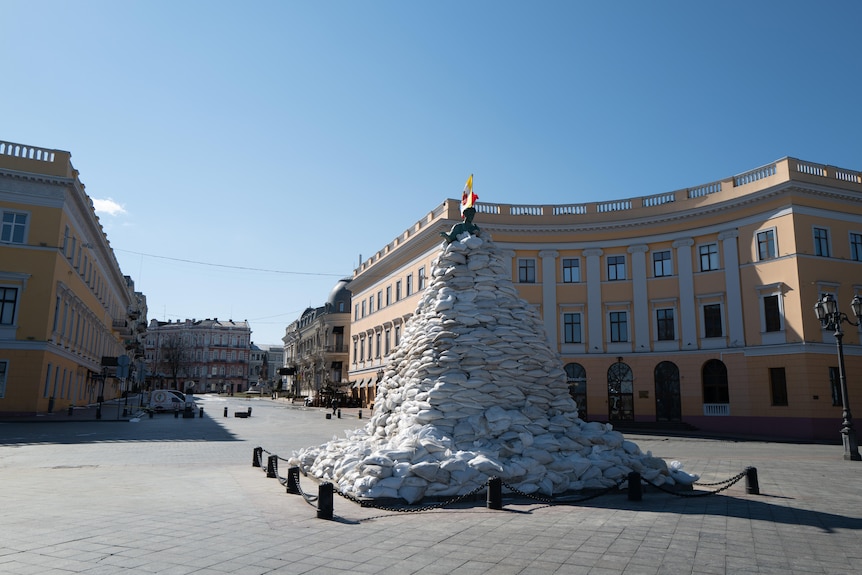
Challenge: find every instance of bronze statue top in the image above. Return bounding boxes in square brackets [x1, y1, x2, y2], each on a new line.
[441, 206, 480, 243]
[441, 174, 480, 243]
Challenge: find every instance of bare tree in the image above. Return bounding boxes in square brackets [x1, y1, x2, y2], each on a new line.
[160, 336, 189, 390]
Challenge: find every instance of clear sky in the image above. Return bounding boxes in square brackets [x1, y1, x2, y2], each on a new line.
[2, 1, 861, 346]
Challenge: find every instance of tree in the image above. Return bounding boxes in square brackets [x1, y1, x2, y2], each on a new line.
[160, 335, 189, 390]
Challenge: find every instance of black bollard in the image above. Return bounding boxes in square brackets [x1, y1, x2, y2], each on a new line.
[358, 409, 362, 419]
[199, 406, 204, 418]
[68, 406, 73, 416]
[286, 466, 301, 495]
[248, 407, 252, 417]
[487, 477, 503, 510]
[174, 407, 179, 418]
[745, 467, 760, 495]
[96, 406, 101, 419]
[317, 482, 334, 520]
[253, 447, 263, 467]
[627, 472, 643, 501]
[148, 409, 153, 419]
[266, 455, 278, 478]
[337, 409, 341, 419]
[224, 406, 228, 418]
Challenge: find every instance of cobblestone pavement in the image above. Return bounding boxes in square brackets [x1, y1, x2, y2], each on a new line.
[1, 395, 861, 574]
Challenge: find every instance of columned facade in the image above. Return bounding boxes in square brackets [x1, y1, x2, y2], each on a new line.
[347, 158, 862, 440]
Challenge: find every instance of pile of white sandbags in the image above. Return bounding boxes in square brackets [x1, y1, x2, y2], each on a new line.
[289, 231, 688, 503]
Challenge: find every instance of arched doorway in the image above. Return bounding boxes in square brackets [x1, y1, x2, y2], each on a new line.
[564, 362, 587, 421]
[607, 360, 634, 421]
[654, 361, 681, 421]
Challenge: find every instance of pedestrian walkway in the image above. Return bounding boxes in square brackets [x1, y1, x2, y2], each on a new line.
[1, 395, 860, 574]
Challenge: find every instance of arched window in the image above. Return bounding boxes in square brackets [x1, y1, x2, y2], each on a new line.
[702, 359, 729, 404]
[607, 360, 634, 421]
[564, 362, 588, 421]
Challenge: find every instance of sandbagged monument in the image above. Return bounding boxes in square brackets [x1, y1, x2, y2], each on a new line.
[289, 201, 692, 503]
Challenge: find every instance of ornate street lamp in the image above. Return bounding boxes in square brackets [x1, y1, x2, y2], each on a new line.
[814, 294, 862, 461]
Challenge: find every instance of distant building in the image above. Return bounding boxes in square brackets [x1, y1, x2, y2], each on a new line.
[348, 157, 862, 440]
[0, 140, 147, 415]
[283, 278, 351, 404]
[249, 343, 284, 392]
[145, 318, 251, 394]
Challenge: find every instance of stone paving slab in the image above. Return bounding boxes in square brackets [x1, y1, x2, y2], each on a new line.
[1, 395, 861, 574]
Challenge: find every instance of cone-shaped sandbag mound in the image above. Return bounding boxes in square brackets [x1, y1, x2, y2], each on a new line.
[289, 231, 688, 503]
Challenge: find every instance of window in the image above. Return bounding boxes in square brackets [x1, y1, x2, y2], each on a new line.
[360, 339, 365, 362]
[814, 227, 830, 257]
[656, 308, 674, 341]
[653, 251, 672, 277]
[609, 311, 627, 342]
[385, 286, 392, 306]
[562, 259, 580, 283]
[353, 340, 358, 363]
[851, 233, 862, 261]
[763, 295, 781, 332]
[563, 313, 582, 343]
[756, 229, 776, 260]
[406, 274, 413, 296]
[394, 326, 401, 347]
[375, 332, 381, 358]
[418, 267, 426, 290]
[0, 360, 7, 398]
[1, 211, 27, 243]
[361, 300, 366, 317]
[377, 290, 382, 310]
[354, 304, 359, 321]
[770, 367, 788, 406]
[607, 255, 626, 281]
[395, 280, 402, 301]
[0, 287, 18, 325]
[518, 259, 536, 283]
[384, 329, 391, 355]
[368, 295, 374, 314]
[699, 243, 719, 271]
[703, 304, 723, 338]
[702, 359, 729, 404]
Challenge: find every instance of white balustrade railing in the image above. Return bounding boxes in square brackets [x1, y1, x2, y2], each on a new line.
[596, 199, 632, 213]
[552, 204, 587, 215]
[642, 192, 675, 208]
[0, 140, 56, 162]
[703, 403, 730, 416]
[734, 163, 777, 186]
[510, 205, 543, 216]
[687, 181, 721, 198]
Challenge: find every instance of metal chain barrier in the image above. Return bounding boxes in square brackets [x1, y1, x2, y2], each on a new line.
[251, 447, 758, 514]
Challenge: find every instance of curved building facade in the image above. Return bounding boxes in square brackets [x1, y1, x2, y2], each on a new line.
[348, 157, 862, 440]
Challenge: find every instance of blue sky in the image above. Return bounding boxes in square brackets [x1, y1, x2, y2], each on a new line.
[2, 1, 861, 345]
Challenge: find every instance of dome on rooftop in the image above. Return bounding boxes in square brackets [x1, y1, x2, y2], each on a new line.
[326, 277, 352, 309]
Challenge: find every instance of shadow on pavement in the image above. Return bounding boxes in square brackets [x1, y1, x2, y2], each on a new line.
[0, 412, 240, 445]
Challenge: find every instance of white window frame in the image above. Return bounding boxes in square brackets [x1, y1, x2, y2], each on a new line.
[518, 258, 537, 283]
[813, 226, 831, 257]
[755, 227, 777, 261]
[562, 258, 581, 283]
[606, 255, 626, 281]
[0, 210, 29, 244]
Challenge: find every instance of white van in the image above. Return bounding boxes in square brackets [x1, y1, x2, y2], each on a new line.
[150, 389, 189, 411]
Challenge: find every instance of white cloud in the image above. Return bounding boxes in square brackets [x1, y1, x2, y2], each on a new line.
[92, 198, 127, 216]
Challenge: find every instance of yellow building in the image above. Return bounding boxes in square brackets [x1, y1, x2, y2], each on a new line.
[0, 140, 146, 416]
[348, 157, 862, 441]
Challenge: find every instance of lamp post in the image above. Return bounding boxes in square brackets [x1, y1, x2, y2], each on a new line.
[814, 294, 862, 461]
